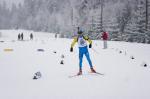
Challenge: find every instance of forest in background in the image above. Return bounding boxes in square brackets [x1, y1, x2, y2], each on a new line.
[0, 0, 150, 43]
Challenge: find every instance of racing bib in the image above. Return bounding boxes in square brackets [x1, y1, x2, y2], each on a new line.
[78, 36, 87, 47]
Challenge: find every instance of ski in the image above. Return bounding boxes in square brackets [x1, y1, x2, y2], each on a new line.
[87, 72, 104, 76]
[91, 72, 104, 75]
[69, 72, 104, 78]
[68, 74, 81, 78]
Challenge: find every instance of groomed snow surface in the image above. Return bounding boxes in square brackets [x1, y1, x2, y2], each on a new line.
[0, 30, 150, 99]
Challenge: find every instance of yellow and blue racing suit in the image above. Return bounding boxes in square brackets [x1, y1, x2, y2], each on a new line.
[71, 35, 93, 69]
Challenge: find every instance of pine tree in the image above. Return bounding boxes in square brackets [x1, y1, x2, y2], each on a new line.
[87, 13, 101, 39]
[125, 0, 147, 43]
[147, 0, 150, 31]
[116, 1, 132, 41]
[0, 1, 10, 29]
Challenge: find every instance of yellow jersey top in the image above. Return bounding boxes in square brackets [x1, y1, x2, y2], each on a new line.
[71, 36, 92, 48]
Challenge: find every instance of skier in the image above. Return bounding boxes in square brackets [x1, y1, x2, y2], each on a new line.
[70, 27, 96, 75]
[101, 30, 108, 49]
[30, 33, 33, 40]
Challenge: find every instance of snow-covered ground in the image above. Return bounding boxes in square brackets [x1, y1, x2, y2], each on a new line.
[0, 30, 150, 99]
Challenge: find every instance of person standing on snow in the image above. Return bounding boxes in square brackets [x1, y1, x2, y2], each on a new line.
[30, 33, 33, 40]
[70, 27, 96, 75]
[21, 33, 24, 41]
[18, 33, 21, 41]
[55, 33, 57, 39]
[101, 30, 108, 49]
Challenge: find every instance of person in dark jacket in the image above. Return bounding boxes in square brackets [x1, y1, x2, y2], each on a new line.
[21, 33, 24, 41]
[18, 33, 21, 40]
[30, 33, 33, 40]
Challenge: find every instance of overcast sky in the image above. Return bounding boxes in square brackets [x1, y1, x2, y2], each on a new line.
[0, 0, 23, 7]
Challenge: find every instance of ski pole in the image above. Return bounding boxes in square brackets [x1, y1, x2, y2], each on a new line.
[91, 48, 99, 54]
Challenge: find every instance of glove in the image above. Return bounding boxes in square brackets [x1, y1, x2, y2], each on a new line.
[70, 47, 73, 52]
[89, 44, 92, 48]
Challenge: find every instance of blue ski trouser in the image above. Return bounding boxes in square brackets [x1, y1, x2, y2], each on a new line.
[79, 46, 93, 69]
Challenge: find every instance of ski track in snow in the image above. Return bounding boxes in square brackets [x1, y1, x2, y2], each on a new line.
[0, 30, 150, 99]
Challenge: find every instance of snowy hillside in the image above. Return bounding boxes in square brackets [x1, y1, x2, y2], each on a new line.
[0, 30, 150, 99]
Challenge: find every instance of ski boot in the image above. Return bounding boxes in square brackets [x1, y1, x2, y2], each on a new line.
[77, 69, 82, 75]
[90, 67, 96, 73]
